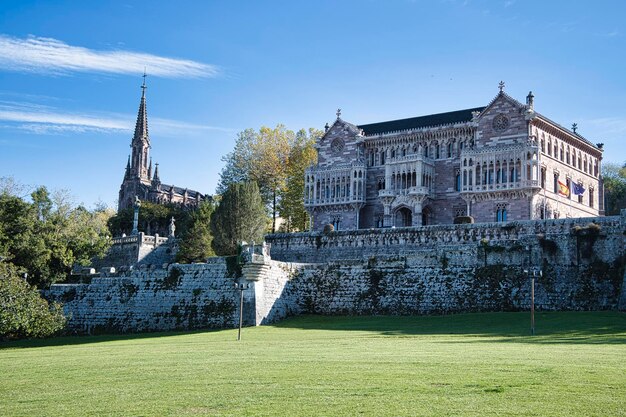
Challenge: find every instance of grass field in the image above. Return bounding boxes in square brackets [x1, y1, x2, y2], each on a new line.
[1, 311, 625, 416]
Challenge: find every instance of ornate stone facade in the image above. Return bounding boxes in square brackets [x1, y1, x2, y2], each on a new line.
[305, 84, 604, 231]
[118, 77, 206, 212]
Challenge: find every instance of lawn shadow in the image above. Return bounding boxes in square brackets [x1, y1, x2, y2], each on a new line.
[0, 326, 231, 350]
[272, 311, 626, 345]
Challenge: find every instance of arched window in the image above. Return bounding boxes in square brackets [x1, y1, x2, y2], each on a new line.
[447, 143, 453, 158]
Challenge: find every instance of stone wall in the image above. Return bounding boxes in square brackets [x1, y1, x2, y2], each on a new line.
[266, 215, 624, 264]
[90, 233, 175, 271]
[48, 214, 625, 334]
[47, 259, 241, 334]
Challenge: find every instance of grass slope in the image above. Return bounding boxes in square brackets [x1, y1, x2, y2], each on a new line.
[0, 312, 625, 417]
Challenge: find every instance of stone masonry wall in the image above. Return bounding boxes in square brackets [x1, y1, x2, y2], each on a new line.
[266, 215, 624, 264]
[48, 214, 625, 334]
[47, 259, 241, 334]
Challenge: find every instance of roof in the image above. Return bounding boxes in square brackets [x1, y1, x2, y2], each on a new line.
[358, 107, 485, 136]
[160, 184, 204, 198]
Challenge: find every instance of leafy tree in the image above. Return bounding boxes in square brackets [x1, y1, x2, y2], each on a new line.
[177, 200, 216, 263]
[0, 260, 66, 340]
[0, 186, 112, 288]
[107, 201, 193, 237]
[217, 125, 321, 232]
[278, 128, 320, 232]
[210, 182, 267, 256]
[602, 162, 626, 215]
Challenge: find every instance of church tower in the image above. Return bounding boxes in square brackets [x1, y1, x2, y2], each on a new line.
[118, 74, 153, 211]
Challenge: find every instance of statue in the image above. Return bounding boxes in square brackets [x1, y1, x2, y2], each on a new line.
[131, 196, 140, 235]
[168, 216, 176, 238]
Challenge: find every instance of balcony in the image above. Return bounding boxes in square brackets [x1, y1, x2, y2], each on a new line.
[461, 179, 540, 193]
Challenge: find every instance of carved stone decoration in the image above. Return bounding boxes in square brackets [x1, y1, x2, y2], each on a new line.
[492, 114, 510, 133]
[331, 138, 345, 153]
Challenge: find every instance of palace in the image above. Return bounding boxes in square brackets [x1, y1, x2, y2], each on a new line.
[118, 77, 206, 212]
[304, 83, 604, 231]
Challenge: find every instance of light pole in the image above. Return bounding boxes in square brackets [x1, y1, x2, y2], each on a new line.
[524, 268, 542, 336]
[234, 282, 250, 341]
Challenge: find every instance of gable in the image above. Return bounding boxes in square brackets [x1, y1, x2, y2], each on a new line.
[317, 118, 363, 167]
[475, 93, 528, 147]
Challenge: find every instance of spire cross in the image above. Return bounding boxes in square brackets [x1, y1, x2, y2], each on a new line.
[141, 69, 147, 96]
[498, 80, 505, 92]
[572, 123, 578, 133]
[336, 108, 341, 118]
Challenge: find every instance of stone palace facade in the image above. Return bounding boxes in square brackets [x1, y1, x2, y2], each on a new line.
[304, 83, 604, 231]
[118, 77, 206, 212]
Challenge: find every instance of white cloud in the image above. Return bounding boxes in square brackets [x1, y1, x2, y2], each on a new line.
[0, 101, 233, 137]
[0, 34, 219, 78]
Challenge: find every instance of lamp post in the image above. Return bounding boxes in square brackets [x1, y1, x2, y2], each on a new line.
[524, 268, 542, 336]
[234, 282, 250, 341]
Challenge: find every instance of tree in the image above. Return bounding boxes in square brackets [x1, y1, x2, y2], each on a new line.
[107, 201, 193, 237]
[0, 260, 66, 340]
[176, 200, 216, 263]
[602, 162, 626, 215]
[217, 125, 321, 232]
[278, 128, 320, 232]
[0, 186, 112, 288]
[210, 182, 267, 256]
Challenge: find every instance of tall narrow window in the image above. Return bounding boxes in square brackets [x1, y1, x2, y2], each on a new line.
[553, 174, 558, 193]
[589, 189, 594, 208]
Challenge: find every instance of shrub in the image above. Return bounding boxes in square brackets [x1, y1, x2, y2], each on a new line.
[0, 261, 66, 340]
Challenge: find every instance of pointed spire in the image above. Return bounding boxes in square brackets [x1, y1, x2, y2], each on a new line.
[153, 162, 160, 183]
[148, 157, 152, 178]
[124, 155, 131, 179]
[133, 73, 149, 145]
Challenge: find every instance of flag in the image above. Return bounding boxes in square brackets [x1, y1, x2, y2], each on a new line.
[557, 181, 569, 197]
[572, 182, 585, 195]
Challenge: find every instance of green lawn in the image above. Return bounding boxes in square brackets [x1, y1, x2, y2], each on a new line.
[1, 312, 625, 417]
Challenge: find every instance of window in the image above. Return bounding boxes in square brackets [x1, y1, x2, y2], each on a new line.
[541, 168, 546, 189]
[447, 143, 453, 158]
[380, 151, 385, 165]
[553, 174, 559, 194]
[495, 204, 508, 222]
[589, 188, 594, 208]
[435, 144, 440, 159]
[455, 169, 461, 191]
[424, 146, 429, 158]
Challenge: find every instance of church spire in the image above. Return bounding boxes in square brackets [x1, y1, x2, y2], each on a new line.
[153, 162, 160, 184]
[130, 72, 151, 182]
[124, 155, 131, 179]
[148, 157, 152, 179]
[133, 70, 149, 145]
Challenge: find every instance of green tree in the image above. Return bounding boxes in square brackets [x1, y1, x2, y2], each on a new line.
[176, 200, 216, 263]
[210, 182, 267, 256]
[107, 201, 193, 237]
[0, 260, 66, 340]
[0, 186, 112, 288]
[602, 162, 626, 215]
[217, 125, 321, 232]
[278, 128, 320, 232]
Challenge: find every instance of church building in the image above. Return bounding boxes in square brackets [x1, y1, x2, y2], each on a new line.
[304, 83, 604, 231]
[118, 77, 206, 212]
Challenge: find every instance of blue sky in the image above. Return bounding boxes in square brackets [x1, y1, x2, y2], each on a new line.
[0, 0, 625, 209]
